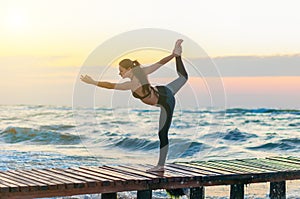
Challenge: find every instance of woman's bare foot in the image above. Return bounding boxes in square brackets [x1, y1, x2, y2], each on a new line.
[146, 165, 165, 172]
[173, 39, 183, 57]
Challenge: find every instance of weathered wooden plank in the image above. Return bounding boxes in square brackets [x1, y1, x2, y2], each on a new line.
[176, 162, 234, 175]
[267, 157, 300, 168]
[47, 168, 95, 187]
[170, 163, 220, 176]
[159, 167, 197, 182]
[97, 166, 149, 182]
[119, 164, 190, 183]
[214, 160, 271, 173]
[142, 164, 193, 181]
[1, 178, 201, 199]
[188, 161, 245, 174]
[286, 156, 300, 162]
[273, 156, 300, 164]
[124, 164, 175, 179]
[220, 160, 273, 173]
[181, 165, 299, 186]
[69, 168, 115, 185]
[1, 156, 299, 199]
[32, 169, 84, 188]
[16, 169, 65, 190]
[262, 157, 300, 169]
[203, 161, 257, 173]
[11, 171, 52, 186]
[102, 166, 153, 181]
[165, 164, 207, 178]
[227, 158, 283, 172]
[5, 170, 48, 191]
[249, 159, 298, 171]
[0, 181, 10, 193]
[101, 165, 165, 188]
[222, 159, 278, 172]
[26, 169, 73, 189]
[206, 160, 260, 173]
[0, 172, 29, 192]
[62, 168, 109, 186]
[239, 159, 287, 171]
[4, 169, 299, 199]
[78, 167, 126, 182]
[80, 166, 146, 184]
[116, 164, 174, 183]
[257, 158, 300, 169]
[0, 176, 20, 192]
[113, 165, 161, 183]
[166, 164, 205, 176]
[232, 159, 281, 172]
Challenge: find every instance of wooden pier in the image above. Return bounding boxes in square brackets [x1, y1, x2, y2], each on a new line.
[0, 156, 299, 199]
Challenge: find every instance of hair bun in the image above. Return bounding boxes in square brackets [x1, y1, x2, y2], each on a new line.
[132, 60, 140, 68]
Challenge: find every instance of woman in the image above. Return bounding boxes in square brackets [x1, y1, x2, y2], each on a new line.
[80, 39, 188, 172]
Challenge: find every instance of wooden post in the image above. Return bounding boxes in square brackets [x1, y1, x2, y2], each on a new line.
[102, 193, 117, 199]
[137, 189, 152, 199]
[230, 184, 244, 199]
[270, 181, 286, 199]
[190, 186, 205, 199]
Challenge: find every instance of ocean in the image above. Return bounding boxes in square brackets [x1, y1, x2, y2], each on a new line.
[0, 104, 299, 198]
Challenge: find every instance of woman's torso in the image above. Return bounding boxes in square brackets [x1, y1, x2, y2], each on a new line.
[131, 79, 159, 106]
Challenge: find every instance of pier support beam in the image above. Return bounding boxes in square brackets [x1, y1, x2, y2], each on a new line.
[137, 189, 152, 199]
[102, 193, 117, 199]
[230, 184, 244, 199]
[270, 181, 286, 199]
[190, 186, 204, 199]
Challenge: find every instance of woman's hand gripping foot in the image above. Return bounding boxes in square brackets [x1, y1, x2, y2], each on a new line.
[172, 39, 183, 57]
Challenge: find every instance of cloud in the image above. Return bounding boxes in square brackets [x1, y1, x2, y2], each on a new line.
[1, 54, 299, 107]
[190, 54, 300, 77]
[0, 55, 77, 68]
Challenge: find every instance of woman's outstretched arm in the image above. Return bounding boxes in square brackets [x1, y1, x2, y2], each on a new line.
[80, 75, 132, 90]
[143, 53, 175, 75]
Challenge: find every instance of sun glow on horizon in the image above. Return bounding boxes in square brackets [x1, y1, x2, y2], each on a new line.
[3, 7, 29, 33]
[1, 0, 300, 59]
[0, 0, 299, 107]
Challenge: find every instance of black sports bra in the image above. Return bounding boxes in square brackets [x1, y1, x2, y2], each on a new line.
[132, 86, 156, 100]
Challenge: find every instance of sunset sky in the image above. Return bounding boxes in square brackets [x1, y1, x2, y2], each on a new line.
[1, 0, 300, 108]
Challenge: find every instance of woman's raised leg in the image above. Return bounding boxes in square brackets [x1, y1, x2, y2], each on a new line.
[166, 56, 188, 95]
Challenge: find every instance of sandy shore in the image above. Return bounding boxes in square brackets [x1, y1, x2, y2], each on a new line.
[57, 180, 300, 198]
[204, 180, 300, 198]
[151, 180, 300, 199]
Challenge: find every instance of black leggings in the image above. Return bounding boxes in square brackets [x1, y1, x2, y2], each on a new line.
[156, 56, 188, 165]
[166, 57, 188, 95]
[156, 85, 175, 149]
